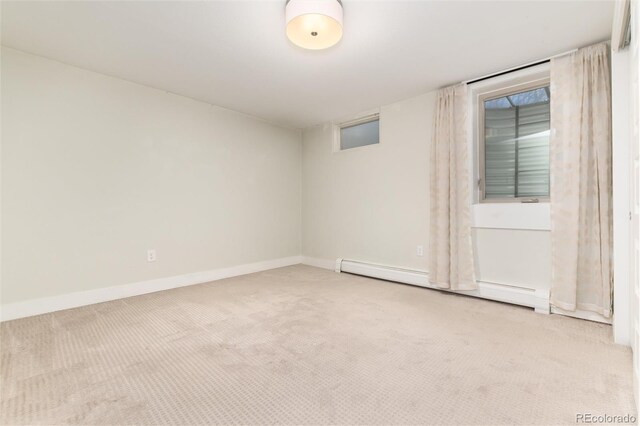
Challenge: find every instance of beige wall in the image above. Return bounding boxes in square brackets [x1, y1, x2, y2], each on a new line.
[302, 91, 552, 292]
[302, 93, 432, 271]
[1, 47, 302, 304]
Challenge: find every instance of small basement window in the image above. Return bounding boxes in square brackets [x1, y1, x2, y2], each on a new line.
[337, 114, 380, 150]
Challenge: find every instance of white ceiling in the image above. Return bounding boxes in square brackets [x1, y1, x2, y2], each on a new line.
[1, 1, 613, 128]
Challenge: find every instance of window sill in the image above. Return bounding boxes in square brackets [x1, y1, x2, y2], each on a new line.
[471, 202, 551, 231]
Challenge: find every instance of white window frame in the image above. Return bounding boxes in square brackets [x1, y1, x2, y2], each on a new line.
[471, 65, 551, 204]
[332, 110, 381, 152]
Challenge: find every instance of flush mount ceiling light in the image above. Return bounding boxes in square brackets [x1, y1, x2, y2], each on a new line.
[286, 0, 343, 50]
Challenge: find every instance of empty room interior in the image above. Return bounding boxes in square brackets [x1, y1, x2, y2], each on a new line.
[1, 0, 640, 424]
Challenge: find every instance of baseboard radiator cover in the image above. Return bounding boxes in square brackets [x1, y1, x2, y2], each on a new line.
[338, 259, 550, 314]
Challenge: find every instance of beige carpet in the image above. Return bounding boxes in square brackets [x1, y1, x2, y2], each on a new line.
[0, 265, 636, 425]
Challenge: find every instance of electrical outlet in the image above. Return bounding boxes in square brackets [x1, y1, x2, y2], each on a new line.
[416, 245, 424, 256]
[147, 249, 156, 262]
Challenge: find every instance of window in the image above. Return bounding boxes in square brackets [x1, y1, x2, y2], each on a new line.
[337, 114, 380, 150]
[479, 81, 550, 202]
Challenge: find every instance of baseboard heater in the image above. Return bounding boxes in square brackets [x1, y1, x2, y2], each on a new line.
[337, 258, 550, 314]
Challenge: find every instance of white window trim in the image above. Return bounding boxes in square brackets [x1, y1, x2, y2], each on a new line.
[332, 109, 381, 153]
[468, 63, 552, 231]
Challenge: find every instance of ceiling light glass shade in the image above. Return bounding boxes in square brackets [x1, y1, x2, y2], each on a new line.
[286, 0, 343, 50]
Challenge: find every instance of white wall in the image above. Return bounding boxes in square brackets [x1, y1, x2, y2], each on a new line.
[1, 47, 302, 305]
[612, 45, 633, 345]
[628, 0, 640, 409]
[612, 0, 639, 404]
[302, 91, 552, 294]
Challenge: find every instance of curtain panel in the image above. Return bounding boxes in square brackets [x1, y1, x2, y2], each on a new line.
[429, 84, 477, 291]
[550, 42, 612, 317]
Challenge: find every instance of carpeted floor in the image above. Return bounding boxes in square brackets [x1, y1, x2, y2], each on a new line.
[0, 265, 636, 425]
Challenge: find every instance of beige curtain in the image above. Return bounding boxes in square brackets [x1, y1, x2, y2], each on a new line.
[550, 42, 612, 317]
[429, 84, 477, 291]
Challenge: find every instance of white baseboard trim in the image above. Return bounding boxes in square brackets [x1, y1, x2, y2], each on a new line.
[0, 255, 303, 322]
[338, 259, 550, 313]
[301, 256, 336, 271]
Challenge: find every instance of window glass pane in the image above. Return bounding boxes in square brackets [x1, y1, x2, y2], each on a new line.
[484, 97, 511, 109]
[340, 119, 379, 150]
[507, 87, 549, 106]
[484, 86, 550, 199]
[516, 102, 550, 197]
[485, 108, 516, 198]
